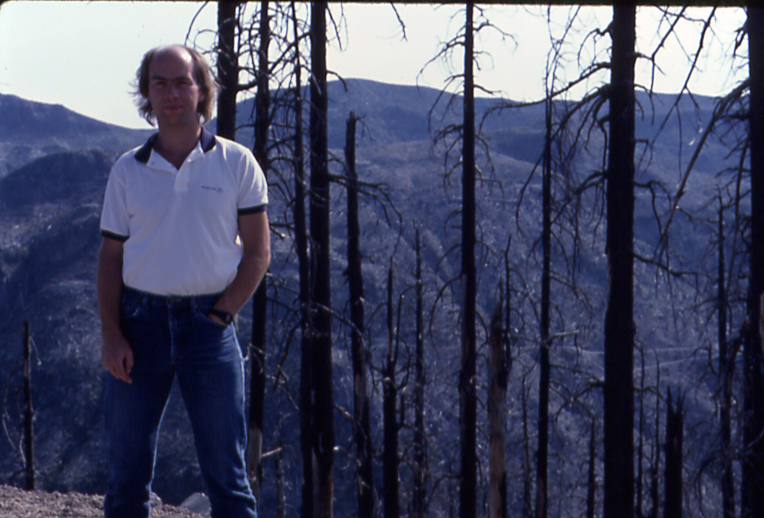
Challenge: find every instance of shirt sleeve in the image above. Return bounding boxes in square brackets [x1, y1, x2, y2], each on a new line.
[100, 160, 129, 241]
[237, 150, 269, 215]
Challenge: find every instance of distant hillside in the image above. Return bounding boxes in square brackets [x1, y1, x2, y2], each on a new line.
[0, 94, 152, 178]
[226, 78, 549, 151]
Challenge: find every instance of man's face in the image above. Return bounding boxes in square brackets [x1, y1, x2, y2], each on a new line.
[147, 46, 204, 129]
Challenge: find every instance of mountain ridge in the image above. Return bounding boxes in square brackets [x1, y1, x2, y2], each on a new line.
[0, 93, 152, 178]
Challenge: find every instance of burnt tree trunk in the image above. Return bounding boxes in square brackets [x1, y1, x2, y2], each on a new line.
[586, 420, 597, 518]
[648, 394, 660, 518]
[504, 239, 513, 386]
[603, 6, 636, 518]
[216, 1, 239, 140]
[488, 299, 507, 518]
[459, 4, 477, 518]
[412, 228, 427, 518]
[509, 237, 531, 518]
[290, 4, 312, 518]
[249, 0, 270, 502]
[718, 200, 735, 518]
[664, 389, 683, 518]
[276, 443, 285, 518]
[383, 266, 400, 518]
[637, 351, 646, 518]
[310, 3, 334, 517]
[23, 320, 34, 491]
[742, 6, 764, 518]
[345, 112, 375, 518]
[522, 376, 532, 518]
[535, 89, 552, 518]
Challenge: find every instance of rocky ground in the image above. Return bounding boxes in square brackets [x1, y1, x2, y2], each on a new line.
[0, 485, 208, 517]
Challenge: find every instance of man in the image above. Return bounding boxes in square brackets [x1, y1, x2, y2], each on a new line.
[97, 44, 269, 518]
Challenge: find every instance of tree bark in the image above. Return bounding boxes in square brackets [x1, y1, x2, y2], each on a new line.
[276, 443, 285, 518]
[535, 88, 552, 518]
[309, 4, 334, 517]
[248, 0, 270, 503]
[23, 320, 34, 491]
[216, 1, 239, 140]
[664, 389, 683, 518]
[345, 112, 375, 518]
[742, 6, 764, 518]
[412, 228, 427, 518]
[488, 300, 507, 518]
[383, 266, 400, 518]
[586, 420, 596, 518]
[637, 351, 646, 518]
[718, 200, 735, 518]
[603, 6, 636, 518]
[290, 4, 312, 518]
[522, 376, 532, 518]
[459, 4, 477, 518]
[648, 395, 660, 518]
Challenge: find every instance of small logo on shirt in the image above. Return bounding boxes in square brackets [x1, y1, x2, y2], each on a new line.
[201, 185, 224, 194]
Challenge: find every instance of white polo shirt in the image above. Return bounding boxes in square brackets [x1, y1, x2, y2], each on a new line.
[100, 128, 268, 296]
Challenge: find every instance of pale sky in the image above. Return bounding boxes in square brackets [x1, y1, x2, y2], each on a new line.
[0, 1, 748, 130]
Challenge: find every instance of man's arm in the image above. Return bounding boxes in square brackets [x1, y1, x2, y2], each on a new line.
[210, 211, 271, 322]
[97, 236, 133, 383]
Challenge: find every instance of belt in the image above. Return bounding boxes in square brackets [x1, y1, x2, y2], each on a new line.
[123, 285, 222, 308]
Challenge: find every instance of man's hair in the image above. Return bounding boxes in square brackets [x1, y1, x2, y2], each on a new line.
[133, 45, 220, 126]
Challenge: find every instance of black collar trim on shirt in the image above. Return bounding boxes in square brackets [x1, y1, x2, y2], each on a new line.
[134, 127, 217, 164]
[200, 127, 216, 153]
[134, 133, 158, 163]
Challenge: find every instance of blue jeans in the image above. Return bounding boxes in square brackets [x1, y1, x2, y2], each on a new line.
[104, 287, 257, 518]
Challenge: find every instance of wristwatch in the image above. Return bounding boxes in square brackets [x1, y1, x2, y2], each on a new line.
[208, 308, 234, 325]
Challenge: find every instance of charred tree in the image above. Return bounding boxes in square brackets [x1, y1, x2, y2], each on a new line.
[289, 3, 313, 518]
[383, 265, 400, 518]
[586, 420, 597, 518]
[488, 298, 507, 518]
[248, 0, 270, 502]
[718, 200, 735, 518]
[648, 393, 660, 518]
[522, 375, 532, 518]
[664, 389, 683, 518]
[603, 6, 636, 518]
[216, 1, 239, 140]
[535, 88, 553, 518]
[309, 3, 334, 517]
[345, 112, 375, 518]
[459, 4, 477, 518]
[511, 239, 531, 518]
[742, 6, 764, 518]
[252, 0, 270, 171]
[276, 442, 285, 518]
[23, 320, 33, 491]
[503, 239, 513, 387]
[412, 228, 427, 518]
[637, 350, 647, 518]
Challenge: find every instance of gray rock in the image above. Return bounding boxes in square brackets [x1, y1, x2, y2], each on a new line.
[180, 492, 211, 517]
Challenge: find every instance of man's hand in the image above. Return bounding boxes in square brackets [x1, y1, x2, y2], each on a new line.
[207, 312, 228, 326]
[101, 332, 134, 383]
[97, 236, 133, 383]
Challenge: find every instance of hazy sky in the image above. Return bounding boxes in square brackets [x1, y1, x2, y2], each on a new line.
[0, 2, 748, 129]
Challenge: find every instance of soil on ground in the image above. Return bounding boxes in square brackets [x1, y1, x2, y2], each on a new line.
[0, 485, 204, 517]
